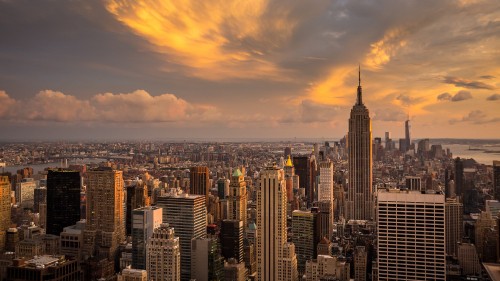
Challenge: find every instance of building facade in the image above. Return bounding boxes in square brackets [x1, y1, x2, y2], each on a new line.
[131, 206, 162, 270]
[377, 189, 445, 281]
[146, 223, 180, 281]
[346, 70, 373, 221]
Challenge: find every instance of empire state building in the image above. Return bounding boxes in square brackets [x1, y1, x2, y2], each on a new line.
[346, 68, 373, 221]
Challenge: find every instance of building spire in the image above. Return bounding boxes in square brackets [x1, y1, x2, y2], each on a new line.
[357, 64, 363, 105]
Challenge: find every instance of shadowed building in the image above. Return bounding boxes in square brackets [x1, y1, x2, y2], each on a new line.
[46, 170, 81, 236]
[190, 166, 210, 206]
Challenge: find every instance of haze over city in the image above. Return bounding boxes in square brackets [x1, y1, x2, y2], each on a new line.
[0, 0, 499, 140]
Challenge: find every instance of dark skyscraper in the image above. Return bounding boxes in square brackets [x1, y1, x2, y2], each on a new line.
[220, 219, 244, 263]
[346, 67, 373, 220]
[190, 166, 210, 205]
[46, 170, 81, 236]
[293, 155, 316, 206]
[494, 161, 500, 201]
[455, 157, 464, 197]
[405, 117, 411, 152]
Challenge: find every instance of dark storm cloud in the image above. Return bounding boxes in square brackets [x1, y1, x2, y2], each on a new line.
[443, 76, 495, 90]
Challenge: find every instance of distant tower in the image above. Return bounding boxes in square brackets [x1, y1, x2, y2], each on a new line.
[346, 67, 373, 221]
[455, 158, 464, 197]
[0, 176, 11, 251]
[227, 168, 247, 227]
[220, 219, 244, 263]
[46, 170, 81, 236]
[404, 113, 411, 152]
[256, 164, 298, 281]
[147, 223, 181, 281]
[83, 167, 125, 260]
[190, 166, 210, 206]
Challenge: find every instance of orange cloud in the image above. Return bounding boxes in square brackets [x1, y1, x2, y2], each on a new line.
[364, 28, 408, 70]
[105, 0, 298, 80]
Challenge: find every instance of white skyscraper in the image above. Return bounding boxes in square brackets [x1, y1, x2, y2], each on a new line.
[146, 223, 180, 281]
[318, 160, 334, 202]
[256, 164, 298, 281]
[377, 189, 445, 281]
[132, 206, 162, 270]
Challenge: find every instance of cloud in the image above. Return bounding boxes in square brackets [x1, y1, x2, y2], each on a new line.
[364, 28, 408, 69]
[280, 99, 342, 123]
[450, 110, 500, 125]
[437, 92, 452, 101]
[443, 76, 495, 90]
[480, 75, 495, 80]
[373, 107, 406, 122]
[396, 94, 424, 106]
[437, 91, 472, 102]
[451, 90, 472, 102]
[0, 90, 219, 123]
[486, 93, 500, 101]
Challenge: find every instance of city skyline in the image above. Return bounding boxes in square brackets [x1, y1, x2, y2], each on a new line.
[0, 0, 499, 140]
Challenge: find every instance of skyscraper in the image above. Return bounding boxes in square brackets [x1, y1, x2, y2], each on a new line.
[377, 189, 445, 281]
[46, 170, 81, 236]
[455, 157, 464, 197]
[318, 160, 334, 202]
[156, 190, 206, 281]
[445, 197, 463, 257]
[0, 176, 11, 251]
[126, 182, 151, 236]
[132, 206, 162, 270]
[191, 237, 225, 281]
[227, 168, 247, 227]
[404, 117, 411, 152]
[147, 223, 181, 281]
[190, 166, 210, 206]
[494, 161, 500, 201]
[292, 210, 317, 275]
[83, 167, 125, 260]
[346, 68, 373, 221]
[256, 164, 298, 281]
[220, 219, 244, 263]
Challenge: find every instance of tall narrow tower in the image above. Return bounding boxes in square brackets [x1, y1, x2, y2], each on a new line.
[0, 176, 11, 251]
[346, 67, 373, 221]
[83, 167, 125, 260]
[256, 164, 298, 281]
[405, 112, 411, 152]
[227, 168, 247, 227]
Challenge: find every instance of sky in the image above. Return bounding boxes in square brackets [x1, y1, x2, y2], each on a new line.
[0, 0, 499, 140]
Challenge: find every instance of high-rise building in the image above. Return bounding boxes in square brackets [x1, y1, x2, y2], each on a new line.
[494, 161, 500, 201]
[227, 168, 247, 227]
[191, 237, 224, 281]
[445, 197, 463, 257]
[147, 223, 180, 281]
[284, 155, 295, 203]
[33, 187, 46, 213]
[190, 166, 210, 205]
[292, 210, 318, 275]
[132, 206, 162, 270]
[318, 160, 333, 202]
[126, 183, 151, 236]
[256, 164, 298, 281]
[220, 219, 244, 263]
[377, 189, 445, 281]
[46, 170, 81, 236]
[293, 156, 310, 198]
[474, 211, 496, 261]
[83, 167, 125, 260]
[15, 178, 36, 209]
[457, 243, 481, 276]
[0, 176, 11, 251]
[404, 118, 411, 152]
[354, 246, 367, 281]
[156, 190, 206, 281]
[455, 157, 464, 197]
[305, 255, 350, 281]
[346, 68, 373, 221]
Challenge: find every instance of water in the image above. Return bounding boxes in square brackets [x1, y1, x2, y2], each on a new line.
[1, 158, 107, 174]
[443, 144, 500, 165]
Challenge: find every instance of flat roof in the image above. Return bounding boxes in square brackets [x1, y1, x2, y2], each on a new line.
[483, 263, 500, 281]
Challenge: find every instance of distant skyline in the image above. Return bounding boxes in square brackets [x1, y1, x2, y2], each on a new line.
[0, 0, 499, 140]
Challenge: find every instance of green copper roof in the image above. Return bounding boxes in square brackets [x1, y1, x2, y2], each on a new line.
[232, 168, 243, 177]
